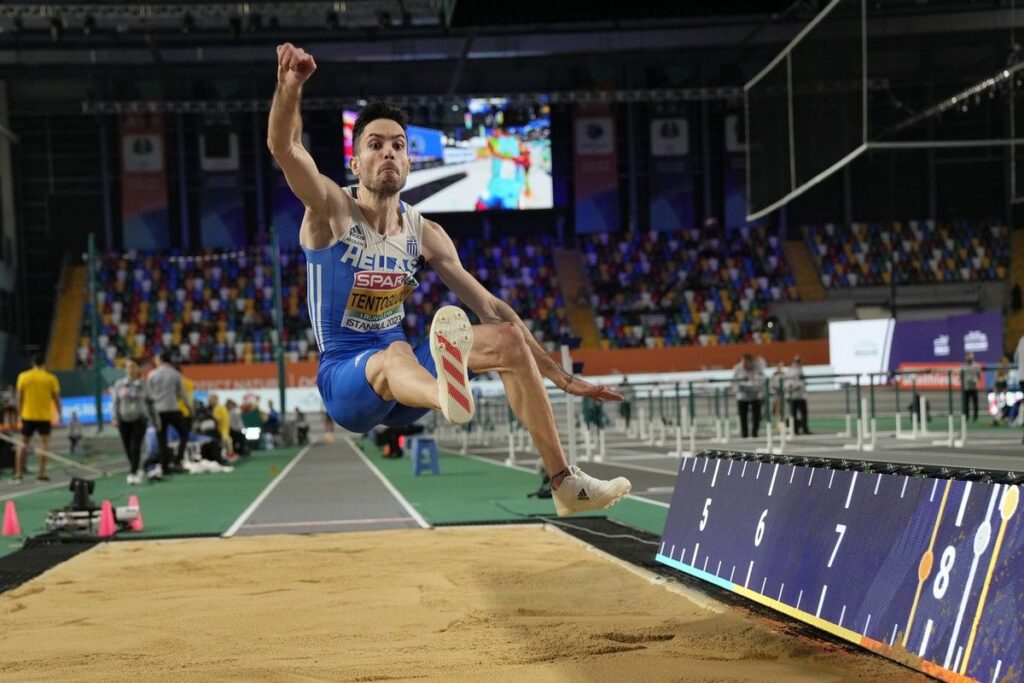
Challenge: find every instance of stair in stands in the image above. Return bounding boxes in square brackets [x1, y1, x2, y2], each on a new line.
[553, 247, 600, 349]
[784, 239, 827, 302]
[47, 264, 86, 371]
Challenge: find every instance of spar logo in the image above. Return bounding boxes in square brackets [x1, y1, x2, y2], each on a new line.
[933, 334, 950, 357]
[354, 271, 407, 289]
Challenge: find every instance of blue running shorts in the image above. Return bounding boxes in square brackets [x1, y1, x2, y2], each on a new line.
[318, 340, 474, 433]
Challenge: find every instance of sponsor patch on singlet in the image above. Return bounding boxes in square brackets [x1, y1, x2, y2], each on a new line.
[342, 270, 417, 332]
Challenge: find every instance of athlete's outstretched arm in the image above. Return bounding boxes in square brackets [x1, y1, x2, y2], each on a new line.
[421, 219, 622, 401]
[267, 44, 329, 214]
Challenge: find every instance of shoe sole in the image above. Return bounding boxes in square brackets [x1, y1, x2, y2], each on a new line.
[429, 306, 475, 425]
[555, 478, 632, 517]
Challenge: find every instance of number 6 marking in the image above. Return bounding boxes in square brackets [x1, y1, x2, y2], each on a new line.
[829, 524, 847, 568]
[700, 498, 712, 531]
[755, 509, 767, 546]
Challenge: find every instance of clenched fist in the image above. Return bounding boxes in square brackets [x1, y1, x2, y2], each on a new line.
[277, 43, 316, 89]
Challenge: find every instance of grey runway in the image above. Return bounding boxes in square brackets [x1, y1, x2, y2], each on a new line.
[231, 440, 422, 536]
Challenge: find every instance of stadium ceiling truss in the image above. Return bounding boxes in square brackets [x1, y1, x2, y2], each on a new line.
[81, 86, 751, 115]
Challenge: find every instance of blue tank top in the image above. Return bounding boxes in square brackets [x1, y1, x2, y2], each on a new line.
[302, 191, 424, 359]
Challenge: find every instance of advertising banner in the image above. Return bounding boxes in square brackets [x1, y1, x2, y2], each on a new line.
[120, 114, 170, 250]
[889, 312, 1003, 371]
[573, 106, 619, 233]
[649, 116, 695, 231]
[658, 453, 1022, 683]
[828, 319, 894, 378]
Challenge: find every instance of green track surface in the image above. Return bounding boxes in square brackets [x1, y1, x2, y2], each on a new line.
[0, 448, 301, 559]
[357, 439, 669, 536]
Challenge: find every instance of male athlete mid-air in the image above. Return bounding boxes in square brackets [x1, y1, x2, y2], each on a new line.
[268, 43, 631, 516]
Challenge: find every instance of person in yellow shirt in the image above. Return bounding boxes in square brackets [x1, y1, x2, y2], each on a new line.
[14, 353, 61, 483]
[176, 361, 195, 438]
[208, 393, 231, 456]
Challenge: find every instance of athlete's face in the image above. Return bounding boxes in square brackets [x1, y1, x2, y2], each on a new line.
[351, 118, 409, 196]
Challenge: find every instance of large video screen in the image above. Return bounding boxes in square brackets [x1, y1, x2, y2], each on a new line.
[343, 98, 552, 212]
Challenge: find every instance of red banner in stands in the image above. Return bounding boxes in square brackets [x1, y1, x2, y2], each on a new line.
[895, 362, 986, 391]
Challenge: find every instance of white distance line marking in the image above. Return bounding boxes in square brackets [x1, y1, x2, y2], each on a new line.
[874, 474, 882, 495]
[745, 561, 754, 588]
[769, 463, 779, 496]
[816, 585, 828, 618]
[956, 481, 972, 527]
[918, 619, 933, 657]
[712, 459, 721, 488]
[845, 472, 858, 509]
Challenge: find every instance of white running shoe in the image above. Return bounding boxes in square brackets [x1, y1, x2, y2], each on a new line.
[146, 464, 163, 481]
[125, 473, 137, 485]
[429, 305, 475, 425]
[552, 466, 632, 517]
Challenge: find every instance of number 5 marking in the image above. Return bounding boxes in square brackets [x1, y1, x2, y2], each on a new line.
[829, 524, 847, 568]
[700, 498, 711, 531]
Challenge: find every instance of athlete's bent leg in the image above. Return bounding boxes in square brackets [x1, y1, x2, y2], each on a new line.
[364, 341, 441, 410]
[467, 322, 630, 516]
[467, 322, 566, 477]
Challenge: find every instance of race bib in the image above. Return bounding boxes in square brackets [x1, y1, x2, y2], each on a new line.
[342, 270, 417, 333]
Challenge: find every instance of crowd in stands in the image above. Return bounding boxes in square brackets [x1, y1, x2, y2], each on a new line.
[404, 234, 571, 351]
[582, 226, 796, 348]
[805, 220, 1009, 288]
[78, 247, 315, 368]
[82, 227, 798, 365]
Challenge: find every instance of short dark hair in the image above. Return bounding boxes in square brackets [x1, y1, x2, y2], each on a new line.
[159, 349, 173, 364]
[352, 101, 409, 153]
[31, 352, 44, 367]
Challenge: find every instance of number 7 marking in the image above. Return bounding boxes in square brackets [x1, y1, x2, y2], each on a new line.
[829, 524, 847, 568]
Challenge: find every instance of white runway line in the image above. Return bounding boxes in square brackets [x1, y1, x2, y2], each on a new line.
[345, 436, 430, 528]
[223, 444, 312, 537]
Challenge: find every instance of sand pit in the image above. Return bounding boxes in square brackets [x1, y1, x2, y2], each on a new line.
[0, 525, 925, 682]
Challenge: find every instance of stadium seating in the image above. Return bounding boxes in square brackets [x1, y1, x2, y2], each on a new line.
[582, 227, 796, 348]
[404, 234, 571, 352]
[805, 220, 1009, 288]
[78, 247, 313, 367]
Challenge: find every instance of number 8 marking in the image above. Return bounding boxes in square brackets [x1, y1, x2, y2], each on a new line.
[932, 546, 956, 600]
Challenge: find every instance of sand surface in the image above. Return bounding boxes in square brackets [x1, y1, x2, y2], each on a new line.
[0, 526, 926, 682]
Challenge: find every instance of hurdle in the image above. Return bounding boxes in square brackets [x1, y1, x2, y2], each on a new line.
[0, 431, 106, 477]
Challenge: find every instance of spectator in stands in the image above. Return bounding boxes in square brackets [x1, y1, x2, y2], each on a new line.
[12, 353, 61, 483]
[961, 352, 981, 422]
[294, 407, 309, 445]
[226, 399, 247, 457]
[785, 355, 810, 435]
[111, 358, 151, 485]
[67, 411, 83, 455]
[144, 350, 193, 478]
[619, 376, 635, 431]
[732, 353, 765, 438]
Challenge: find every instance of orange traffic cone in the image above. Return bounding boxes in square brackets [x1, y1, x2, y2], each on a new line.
[127, 494, 144, 532]
[2, 500, 20, 536]
[97, 500, 116, 538]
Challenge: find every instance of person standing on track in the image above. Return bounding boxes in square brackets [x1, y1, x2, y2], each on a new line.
[12, 353, 61, 483]
[144, 350, 193, 479]
[268, 42, 630, 516]
[111, 358, 153, 485]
